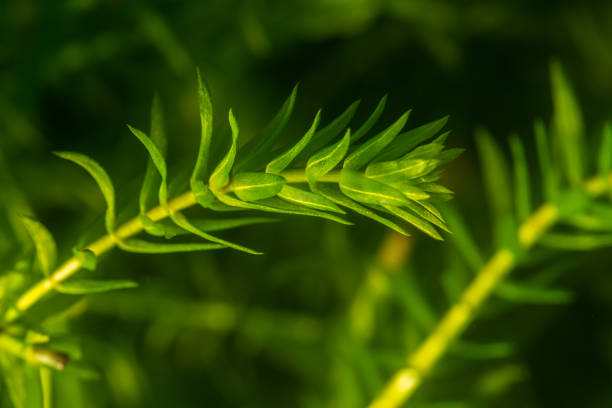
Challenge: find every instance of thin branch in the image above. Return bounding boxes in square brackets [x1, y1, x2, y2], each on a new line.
[368, 171, 612, 408]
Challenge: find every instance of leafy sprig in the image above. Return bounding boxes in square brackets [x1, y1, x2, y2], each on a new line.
[0, 70, 459, 363]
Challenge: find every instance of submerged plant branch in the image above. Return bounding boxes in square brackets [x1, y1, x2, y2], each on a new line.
[368, 171, 612, 408]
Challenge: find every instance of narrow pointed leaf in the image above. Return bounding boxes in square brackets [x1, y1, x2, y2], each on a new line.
[54, 151, 116, 233]
[20, 217, 56, 276]
[598, 123, 612, 180]
[351, 95, 387, 143]
[394, 182, 430, 200]
[306, 129, 350, 185]
[509, 135, 531, 222]
[277, 185, 344, 213]
[118, 239, 224, 253]
[550, 60, 584, 186]
[339, 170, 408, 207]
[437, 147, 464, 166]
[266, 110, 321, 174]
[235, 84, 298, 172]
[210, 109, 239, 191]
[374, 115, 449, 162]
[231, 172, 285, 201]
[190, 68, 214, 186]
[139, 94, 167, 213]
[403, 143, 445, 160]
[539, 232, 612, 250]
[163, 217, 277, 236]
[365, 158, 439, 183]
[128, 124, 169, 204]
[57, 279, 138, 295]
[496, 281, 573, 304]
[420, 183, 454, 196]
[316, 184, 410, 236]
[299, 100, 360, 159]
[383, 205, 443, 240]
[439, 204, 485, 273]
[213, 192, 350, 224]
[534, 120, 559, 201]
[169, 212, 262, 254]
[344, 111, 410, 170]
[403, 200, 450, 234]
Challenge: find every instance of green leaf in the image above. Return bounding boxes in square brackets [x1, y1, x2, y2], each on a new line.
[54, 151, 116, 233]
[451, 340, 514, 359]
[534, 119, 559, 201]
[339, 170, 408, 207]
[73, 248, 97, 271]
[550, 60, 584, 186]
[235, 84, 298, 172]
[496, 281, 573, 304]
[475, 128, 515, 248]
[403, 142, 445, 160]
[168, 212, 262, 254]
[266, 110, 321, 174]
[57, 279, 138, 294]
[299, 100, 360, 159]
[231, 172, 285, 201]
[374, 115, 449, 162]
[209, 109, 239, 191]
[439, 203, 485, 272]
[344, 111, 410, 170]
[383, 205, 443, 240]
[394, 182, 430, 201]
[598, 123, 612, 181]
[315, 184, 410, 236]
[403, 200, 450, 234]
[351, 95, 387, 143]
[190, 68, 214, 187]
[306, 129, 351, 186]
[20, 217, 56, 276]
[277, 185, 344, 213]
[420, 183, 454, 196]
[163, 217, 277, 235]
[139, 94, 168, 213]
[191, 180, 215, 208]
[213, 193, 350, 225]
[139, 214, 166, 237]
[365, 158, 439, 184]
[117, 239, 224, 253]
[437, 147, 465, 166]
[539, 232, 612, 250]
[128, 124, 168, 205]
[509, 135, 531, 222]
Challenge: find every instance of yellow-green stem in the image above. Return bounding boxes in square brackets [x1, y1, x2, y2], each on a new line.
[3, 169, 329, 324]
[368, 172, 612, 408]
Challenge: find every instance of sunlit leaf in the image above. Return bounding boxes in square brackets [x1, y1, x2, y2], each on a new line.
[278, 185, 344, 213]
[235, 84, 298, 172]
[231, 172, 285, 201]
[306, 129, 350, 186]
[54, 151, 116, 233]
[209, 109, 239, 191]
[266, 110, 321, 174]
[374, 115, 449, 162]
[534, 119, 559, 201]
[340, 170, 408, 207]
[344, 111, 410, 170]
[351, 95, 387, 143]
[365, 158, 439, 184]
[383, 205, 443, 240]
[73, 248, 97, 271]
[190, 68, 214, 186]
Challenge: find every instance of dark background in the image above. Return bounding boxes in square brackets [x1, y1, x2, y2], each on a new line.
[1, 1, 612, 407]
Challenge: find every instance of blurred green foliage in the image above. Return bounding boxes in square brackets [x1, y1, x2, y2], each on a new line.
[2, 1, 612, 407]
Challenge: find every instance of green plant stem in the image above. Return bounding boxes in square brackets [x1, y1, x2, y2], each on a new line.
[0, 333, 68, 370]
[368, 171, 612, 408]
[3, 169, 337, 324]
